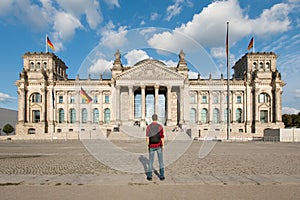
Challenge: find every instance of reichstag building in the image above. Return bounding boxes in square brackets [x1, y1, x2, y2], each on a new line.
[15, 50, 285, 138]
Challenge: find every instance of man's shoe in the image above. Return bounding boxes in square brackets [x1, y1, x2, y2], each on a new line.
[160, 176, 165, 181]
[147, 177, 152, 181]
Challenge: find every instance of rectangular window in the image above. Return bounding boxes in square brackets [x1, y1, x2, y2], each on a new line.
[224, 95, 227, 103]
[237, 96, 242, 104]
[70, 96, 75, 103]
[59, 96, 63, 103]
[213, 96, 219, 104]
[33, 110, 40, 123]
[105, 95, 109, 103]
[82, 98, 86, 104]
[134, 94, 141, 118]
[260, 110, 268, 123]
[202, 96, 207, 103]
[93, 96, 98, 103]
[190, 95, 196, 104]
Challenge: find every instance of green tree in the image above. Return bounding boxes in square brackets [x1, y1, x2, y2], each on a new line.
[282, 113, 300, 128]
[282, 114, 292, 127]
[2, 124, 14, 135]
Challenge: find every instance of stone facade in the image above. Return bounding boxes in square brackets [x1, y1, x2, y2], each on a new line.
[15, 51, 285, 139]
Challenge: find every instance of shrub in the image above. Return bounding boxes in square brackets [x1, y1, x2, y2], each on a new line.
[2, 124, 14, 135]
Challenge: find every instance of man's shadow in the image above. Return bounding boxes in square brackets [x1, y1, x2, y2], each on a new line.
[139, 155, 159, 178]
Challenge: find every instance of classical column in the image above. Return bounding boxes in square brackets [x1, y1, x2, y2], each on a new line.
[154, 85, 159, 114]
[115, 85, 121, 124]
[141, 85, 146, 123]
[197, 91, 201, 124]
[208, 91, 212, 123]
[179, 85, 184, 124]
[245, 83, 251, 132]
[276, 89, 282, 122]
[40, 88, 46, 122]
[232, 91, 236, 122]
[166, 86, 172, 125]
[220, 91, 224, 123]
[99, 91, 103, 124]
[254, 88, 260, 122]
[128, 85, 133, 122]
[76, 90, 80, 124]
[18, 88, 25, 122]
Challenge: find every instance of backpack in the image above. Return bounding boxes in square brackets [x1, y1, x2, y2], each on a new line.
[149, 123, 161, 144]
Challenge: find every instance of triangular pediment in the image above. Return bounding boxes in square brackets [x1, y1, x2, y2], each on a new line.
[116, 59, 185, 81]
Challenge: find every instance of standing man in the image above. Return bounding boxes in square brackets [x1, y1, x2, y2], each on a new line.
[146, 114, 165, 181]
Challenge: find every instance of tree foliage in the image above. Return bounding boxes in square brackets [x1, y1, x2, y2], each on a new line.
[2, 124, 14, 135]
[282, 112, 300, 128]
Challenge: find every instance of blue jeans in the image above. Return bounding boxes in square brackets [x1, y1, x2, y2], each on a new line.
[147, 147, 164, 178]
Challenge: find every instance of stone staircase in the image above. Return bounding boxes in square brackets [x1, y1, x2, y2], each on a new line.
[104, 125, 192, 141]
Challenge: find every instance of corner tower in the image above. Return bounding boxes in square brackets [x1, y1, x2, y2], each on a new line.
[233, 52, 285, 133]
[15, 52, 68, 135]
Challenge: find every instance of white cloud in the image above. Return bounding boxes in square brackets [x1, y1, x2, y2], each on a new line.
[251, 3, 291, 35]
[124, 49, 150, 66]
[103, 0, 120, 8]
[163, 60, 177, 67]
[188, 71, 199, 79]
[150, 12, 159, 21]
[296, 89, 300, 98]
[210, 47, 226, 59]
[54, 12, 83, 42]
[149, 0, 293, 52]
[165, 0, 184, 21]
[140, 20, 146, 26]
[99, 21, 128, 49]
[89, 58, 113, 75]
[282, 107, 300, 114]
[0, 0, 13, 16]
[0, 0, 103, 51]
[55, 0, 102, 29]
[0, 92, 15, 103]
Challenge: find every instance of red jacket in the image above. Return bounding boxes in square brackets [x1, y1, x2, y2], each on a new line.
[146, 122, 164, 148]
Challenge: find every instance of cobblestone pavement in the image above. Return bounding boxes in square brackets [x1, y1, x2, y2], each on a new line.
[0, 140, 300, 186]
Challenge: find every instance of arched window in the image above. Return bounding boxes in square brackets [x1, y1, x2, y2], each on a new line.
[266, 62, 270, 70]
[201, 109, 208, 124]
[93, 108, 99, 124]
[43, 62, 47, 69]
[31, 93, 42, 103]
[58, 109, 64, 123]
[104, 108, 110, 124]
[30, 62, 34, 69]
[70, 108, 76, 124]
[258, 93, 270, 103]
[224, 108, 229, 123]
[259, 62, 263, 69]
[213, 108, 220, 124]
[253, 62, 257, 69]
[236, 108, 242, 123]
[36, 62, 41, 69]
[82, 108, 87, 123]
[190, 108, 196, 123]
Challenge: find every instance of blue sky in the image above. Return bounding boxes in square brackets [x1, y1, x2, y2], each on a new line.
[0, 0, 299, 114]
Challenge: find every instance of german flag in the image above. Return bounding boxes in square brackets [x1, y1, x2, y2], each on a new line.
[247, 37, 254, 50]
[80, 87, 92, 103]
[47, 36, 55, 50]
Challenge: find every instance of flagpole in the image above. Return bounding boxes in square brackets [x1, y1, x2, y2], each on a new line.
[46, 35, 48, 53]
[252, 35, 255, 53]
[226, 22, 230, 140]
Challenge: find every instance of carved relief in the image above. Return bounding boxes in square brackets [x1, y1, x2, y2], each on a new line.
[117, 61, 184, 81]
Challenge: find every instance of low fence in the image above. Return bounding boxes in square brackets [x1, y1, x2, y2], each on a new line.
[264, 128, 300, 142]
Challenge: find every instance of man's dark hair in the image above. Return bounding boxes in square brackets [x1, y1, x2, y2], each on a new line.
[152, 114, 158, 121]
